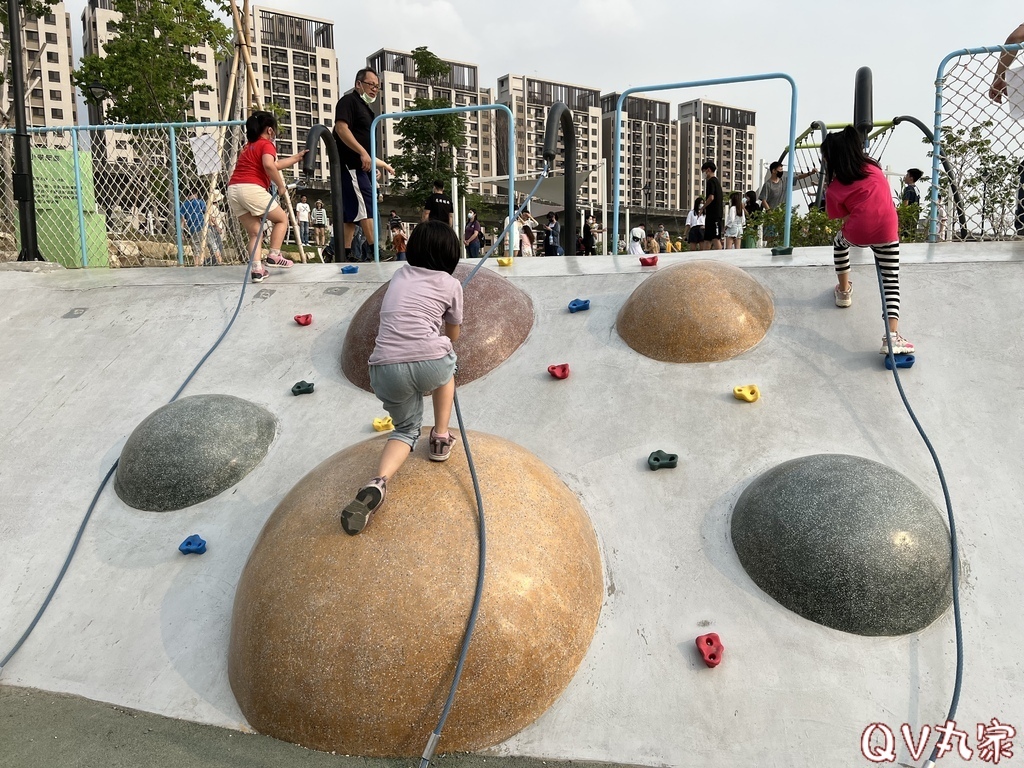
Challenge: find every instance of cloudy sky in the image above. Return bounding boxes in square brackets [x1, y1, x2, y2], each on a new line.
[63, 0, 1022, 187]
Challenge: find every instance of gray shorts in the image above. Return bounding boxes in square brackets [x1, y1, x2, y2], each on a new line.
[368, 352, 457, 450]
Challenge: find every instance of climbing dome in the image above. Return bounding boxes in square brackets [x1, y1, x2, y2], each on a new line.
[731, 454, 953, 636]
[115, 394, 276, 512]
[342, 264, 534, 390]
[617, 260, 774, 363]
[228, 429, 604, 756]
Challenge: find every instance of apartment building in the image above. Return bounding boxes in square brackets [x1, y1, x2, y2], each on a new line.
[600, 93, 677, 212]
[0, 1, 77, 136]
[676, 99, 756, 209]
[367, 48, 495, 195]
[497, 75, 602, 209]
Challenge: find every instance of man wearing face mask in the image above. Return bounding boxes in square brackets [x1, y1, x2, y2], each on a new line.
[758, 161, 818, 211]
[334, 67, 395, 261]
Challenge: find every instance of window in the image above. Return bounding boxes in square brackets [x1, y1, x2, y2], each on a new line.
[46, 51, 58, 63]
[323, 103, 331, 113]
[321, 73, 329, 82]
[320, 58, 329, 66]
[199, 101, 210, 110]
[50, 108, 63, 119]
[391, 83, 399, 92]
[31, 107, 44, 118]
[49, 89, 61, 100]
[45, 32, 57, 44]
[25, 30, 38, 41]
[44, 13, 56, 23]
[106, 20, 116, 32]
[31, 88, 42, 98]
[322, 89, 330, 98]
[195, 52, 207, 63]
[392, 98, 399, 107]
[200, 117, 210, 122]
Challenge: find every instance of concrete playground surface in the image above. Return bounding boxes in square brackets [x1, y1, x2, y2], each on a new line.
[1, 243, 1022, 767]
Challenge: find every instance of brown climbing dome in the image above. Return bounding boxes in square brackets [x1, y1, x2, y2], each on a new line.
[617, 260, 774, 363]
[228, 429, 604, 757]
[341, 264, 534, 391]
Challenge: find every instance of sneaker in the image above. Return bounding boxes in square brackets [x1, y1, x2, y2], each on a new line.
[879, 332, 915, 355]
[265, 253, 293, 268]
[251, 265, 268, 283]
[429, 429, 456, 462]
[834, 283, 852, 308]
[341, 476, 387, 535]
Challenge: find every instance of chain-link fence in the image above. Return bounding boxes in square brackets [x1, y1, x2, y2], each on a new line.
[933, 43, 1024, 241]
[0, 120, 275, 268]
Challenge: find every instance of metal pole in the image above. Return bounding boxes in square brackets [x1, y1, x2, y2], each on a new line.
[169, 126, 184, 266]
[8, 0, 42, 261]
[71, 127, 88, 267]
[599, 158, 607, 254]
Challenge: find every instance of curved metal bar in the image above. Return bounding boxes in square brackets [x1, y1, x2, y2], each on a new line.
[931, 43, 1024, 241]
[370, 104, 516, 262]
[303, 124, 346, 249]
[892, 114, 968, 241]
[542, 102, 577, 255]
[613, 73, 799, 255]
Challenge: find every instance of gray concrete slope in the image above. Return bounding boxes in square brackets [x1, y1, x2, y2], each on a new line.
[0, 244, 1021, 767]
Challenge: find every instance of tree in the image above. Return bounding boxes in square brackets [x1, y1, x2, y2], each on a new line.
[72, 0, 231, 124]
[390, 46, 470, 204]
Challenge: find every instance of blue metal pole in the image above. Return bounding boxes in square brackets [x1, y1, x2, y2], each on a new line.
[929, 44, 1024, 242]
[169, 126, 184, 266]
[613, 73, 800, 254]
[70, 126, 88, 268]
[371, 104, 516, 263]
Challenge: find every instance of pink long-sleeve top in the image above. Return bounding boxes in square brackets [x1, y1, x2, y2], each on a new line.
[825, 163, 898, 245]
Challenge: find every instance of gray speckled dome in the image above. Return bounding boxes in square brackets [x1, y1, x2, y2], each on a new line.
[115, 394, 276, 512]
[731, 454, 953, 636]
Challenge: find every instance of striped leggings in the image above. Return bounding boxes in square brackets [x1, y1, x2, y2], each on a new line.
[833, 231, 901, 319]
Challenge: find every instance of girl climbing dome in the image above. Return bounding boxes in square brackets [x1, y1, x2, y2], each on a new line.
[226, 111, 307, 283]
[822, 125, 914, 355]
[342, 220, 464, 535]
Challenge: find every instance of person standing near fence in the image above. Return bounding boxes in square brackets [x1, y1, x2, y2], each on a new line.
[463, 208, 483, 259]
[226, 111, 307, 283]
[334, 67, 396, 262]
[823, 125, 914, 356]
[179, 190, 218, 266]
[296, 195, 311, 245]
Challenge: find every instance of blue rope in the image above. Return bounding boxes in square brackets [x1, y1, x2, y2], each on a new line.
[0, 191, 273, 676]
[873, 263, 963, 768]
[417, 163, 551, 767]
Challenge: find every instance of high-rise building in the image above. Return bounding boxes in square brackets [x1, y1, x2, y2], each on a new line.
[242, 6, 339, 181]
[367, 48, 495, 196]
[497, 75, 602, 209]
[676, 99, 756, 209]
[601, 93, 677, 211]
[0, 2, 77, 136]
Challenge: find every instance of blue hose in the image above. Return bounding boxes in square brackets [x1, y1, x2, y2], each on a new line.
[873, 263, 963, 768]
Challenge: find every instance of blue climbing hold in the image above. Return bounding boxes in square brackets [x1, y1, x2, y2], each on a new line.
[341, 265, 359, 274]
[884, 354, 915, 370]
[568, 298, 590, 313]
[179, 534, 207, 555]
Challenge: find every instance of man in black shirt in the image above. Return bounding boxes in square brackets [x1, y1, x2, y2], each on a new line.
[334, 67, 394, 261]
[701, 160, 724, 251]
[582, 215, 602, 255]
[422, 180, 453, 226]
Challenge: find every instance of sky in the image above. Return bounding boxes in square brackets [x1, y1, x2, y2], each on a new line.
[61, 0, 1023, 190]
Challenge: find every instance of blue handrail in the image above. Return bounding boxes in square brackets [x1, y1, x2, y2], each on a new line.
[612, 73, 799, 254]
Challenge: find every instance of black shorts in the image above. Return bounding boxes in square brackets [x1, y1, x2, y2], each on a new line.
[687, 226, 704, 244]
[703, 219, 723, 241]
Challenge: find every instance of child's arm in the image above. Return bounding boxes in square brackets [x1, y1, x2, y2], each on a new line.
[445, 323, 461, 343]
[271, 149, 307, 171]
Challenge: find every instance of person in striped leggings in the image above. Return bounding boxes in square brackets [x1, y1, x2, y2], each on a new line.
[822, 126, 914, 355]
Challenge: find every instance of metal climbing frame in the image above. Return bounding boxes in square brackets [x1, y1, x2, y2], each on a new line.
[369, 104, 516, 262]
[930, 43, 1024, 242]
[613, 73, 799, 255]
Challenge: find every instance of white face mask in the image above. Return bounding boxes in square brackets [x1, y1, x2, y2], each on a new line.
[360, 91, 377, 105]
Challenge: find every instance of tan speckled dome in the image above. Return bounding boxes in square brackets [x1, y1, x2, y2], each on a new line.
[617, 260, 774, 362]
[228, 430, 603, 757]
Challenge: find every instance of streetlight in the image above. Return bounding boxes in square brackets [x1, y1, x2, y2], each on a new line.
[84, 82, 110, 124]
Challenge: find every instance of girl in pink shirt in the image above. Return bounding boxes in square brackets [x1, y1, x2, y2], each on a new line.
[823, 126, 914, 355]
[341, 220, 463, 535]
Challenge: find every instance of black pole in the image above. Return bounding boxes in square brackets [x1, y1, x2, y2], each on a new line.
[542, 102, 577, 255]
[8, 0, 42, 261]
[303, 124, 346, 258]
[854, 66, 873, 144]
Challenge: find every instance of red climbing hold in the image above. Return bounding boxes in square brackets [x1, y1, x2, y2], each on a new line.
[695, 632, 723, 668]
[547, 363, 570, 380]
[640, 256, 659, 267]
[294, 314, 313, 326]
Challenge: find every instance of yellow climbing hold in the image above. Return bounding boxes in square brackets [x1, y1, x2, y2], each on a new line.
[733, 384, 760, 403]
[372, 416, 394, 432]
[497, 257, 514, 267]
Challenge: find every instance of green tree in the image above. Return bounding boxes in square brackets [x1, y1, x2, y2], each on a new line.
[72, 0, 231, 124]
[390, 46, 470, 204]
